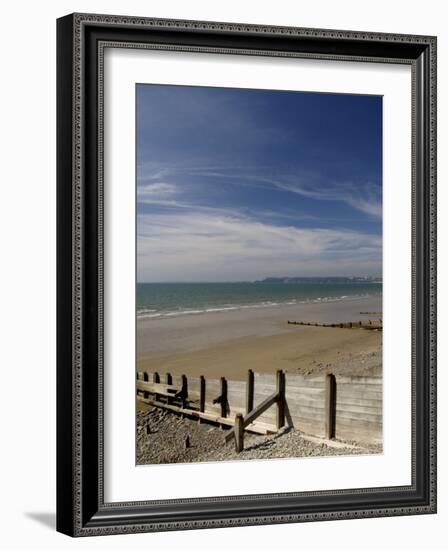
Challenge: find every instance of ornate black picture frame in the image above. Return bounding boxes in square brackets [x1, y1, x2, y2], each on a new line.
[56, 13, 437, 536]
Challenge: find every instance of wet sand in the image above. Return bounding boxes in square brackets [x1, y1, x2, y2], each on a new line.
[137, 295, 382, 380]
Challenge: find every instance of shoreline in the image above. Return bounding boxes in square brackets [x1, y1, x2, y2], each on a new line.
[137, 295, 382, 380]
[137, 292, 381, 321]
[138, 294, 381, 354]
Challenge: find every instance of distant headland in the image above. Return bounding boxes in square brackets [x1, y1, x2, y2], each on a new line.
[255, 276, 382, 284]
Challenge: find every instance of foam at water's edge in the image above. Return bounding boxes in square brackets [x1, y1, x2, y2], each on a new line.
[136, 293, 375, 320]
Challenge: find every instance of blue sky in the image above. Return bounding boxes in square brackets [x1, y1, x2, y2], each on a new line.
[136, 84, 382, 282]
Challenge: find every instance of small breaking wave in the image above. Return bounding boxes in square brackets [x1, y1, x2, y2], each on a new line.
[136, 293, 371, 320]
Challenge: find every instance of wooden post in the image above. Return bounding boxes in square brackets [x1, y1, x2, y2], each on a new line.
[164, 372, 172, 403]
[220, 377, 228, 418]
[325, 374, 336, 439]
[142, 372, 149, 399]
[199, 375, 206, 413]
[276, 370, 285, 430]
[246, 369, 254, 414]
[151, 372, 160, 401]
[181, 374, 188, 409]
[234, 413, 244, 453]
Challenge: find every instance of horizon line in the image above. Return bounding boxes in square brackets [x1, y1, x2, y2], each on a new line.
[137, 277, 383, 284]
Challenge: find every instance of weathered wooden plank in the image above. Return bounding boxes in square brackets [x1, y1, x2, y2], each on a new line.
[285, 391, 326, 401]
[142, 372, 151, 399]
[252, 387, 277, 396]
[337, 376, 382, 385]
[140, 397, 276, 435]
[336, 394, 383, 409]
[187, 377, 201, 393]
[225, 391, 279, 442]
[193, 410, 234, 426]
[136, 380, 179, 395]
[336, 421, 383, 432]
[289, 403, 327, 414]
[226, 382, 245, 391]
[246, 369, 254, 414]
[325, 374, 336, 439]
[334, 411, 383, 422]
[294, 419, 326, 432]
[243, 391, 279, 427]
[276, 370, 286, 430]
[136, 370, 383, 445]
[180, 374, 188, 408]
[220, 377, 228, 418]
[206, 380, 221, 401]
[227, 380, 246, 412]
[337, 400, 383, 412]
[234, 413, 244, 453]
[286, 404, 325, 416]
[287, 401, 326, 412]
[286, 381, 327, 390]
[338, 381, 382, 390]
[336, 394, 383, 404]
[253, 373, 276, 383]
[285, 377, 326, 388]
[337, 379, 383, 389]
[337, 401, 382, 413]
[199, 375, 205, 413]
[290, 413, 326, 424]
[337, 394, 383, 404]
[286, 381, 325, 395]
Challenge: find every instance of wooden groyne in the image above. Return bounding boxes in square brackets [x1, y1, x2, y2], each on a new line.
[137, 369, 382, 452]
[287, 319, 382, 330]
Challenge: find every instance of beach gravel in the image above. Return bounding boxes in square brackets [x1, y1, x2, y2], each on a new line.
[136, 407, 381, 465]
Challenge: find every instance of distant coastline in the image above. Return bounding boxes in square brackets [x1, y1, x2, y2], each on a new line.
[255, 276, 382, 284]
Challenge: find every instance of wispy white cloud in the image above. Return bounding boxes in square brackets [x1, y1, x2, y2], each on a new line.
[137, 182, 177, 197]
[271, 179, 382, 218]
[140, 165, 382, 219]
[137, 210, 381, 282]
[345, 196, 381, 217]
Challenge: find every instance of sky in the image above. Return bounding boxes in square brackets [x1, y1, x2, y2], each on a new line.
[136, 84, 382, 282]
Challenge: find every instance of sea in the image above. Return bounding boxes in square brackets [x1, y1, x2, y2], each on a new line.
[136, 282, 382, 320]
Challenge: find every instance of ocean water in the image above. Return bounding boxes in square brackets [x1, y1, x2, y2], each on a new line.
[136, 282, 382, 319]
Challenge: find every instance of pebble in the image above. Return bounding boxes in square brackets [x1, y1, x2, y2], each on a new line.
[136, 408, 381, 465]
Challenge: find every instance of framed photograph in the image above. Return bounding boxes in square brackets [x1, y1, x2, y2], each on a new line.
[56, 13, 437, 536]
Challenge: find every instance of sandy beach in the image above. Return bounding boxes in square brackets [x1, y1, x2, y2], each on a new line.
[137, 294, 382, 380]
